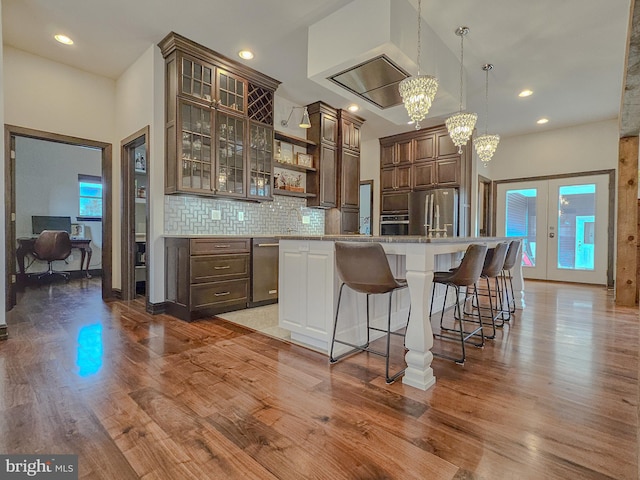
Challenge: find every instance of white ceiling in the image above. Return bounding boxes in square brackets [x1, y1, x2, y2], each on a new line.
[1, 0, 632, 139]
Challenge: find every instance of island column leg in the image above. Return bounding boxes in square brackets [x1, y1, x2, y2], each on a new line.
[402, 250, 436, 391]
[512, 245, 525, 309]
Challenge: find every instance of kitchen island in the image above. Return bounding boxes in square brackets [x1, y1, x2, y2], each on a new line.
[279, 235, 523, 391]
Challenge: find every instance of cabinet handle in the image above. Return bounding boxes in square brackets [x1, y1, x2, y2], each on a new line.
[214, 265, 231, 270]
[214, 244, 231, 248]
[257, 243, 279, 247]
[214, 291, 231, 297]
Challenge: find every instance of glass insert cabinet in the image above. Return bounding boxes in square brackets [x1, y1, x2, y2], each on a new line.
[160, 32, 280, 200]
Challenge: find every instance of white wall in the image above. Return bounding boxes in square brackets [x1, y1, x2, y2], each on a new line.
[360, 124, 381, 235]
[486, 119, 619, 180]
[3, 46, 115, 142]
[114, 45, 157, 295]
[15, 137, 102, 273]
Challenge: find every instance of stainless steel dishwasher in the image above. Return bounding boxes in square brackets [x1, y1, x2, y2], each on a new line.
[250, 238, 279, 306]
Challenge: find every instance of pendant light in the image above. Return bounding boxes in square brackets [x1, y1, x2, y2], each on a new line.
[445, 26, 477, 154]
[398, 0, 438, 130]
[473, 64, 500, 166]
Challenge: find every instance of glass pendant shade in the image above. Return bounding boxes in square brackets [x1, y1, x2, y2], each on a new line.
[399, 0, 438, 130]
[446, 112, 477, 154]
[473, 134, 500, 166]
[446, 26, 476, 153]
[399, 75, 439, 129]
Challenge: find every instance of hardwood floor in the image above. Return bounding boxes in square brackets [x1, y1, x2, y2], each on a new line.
[0, 278, 637, 479]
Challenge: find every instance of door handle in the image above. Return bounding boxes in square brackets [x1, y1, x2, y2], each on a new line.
[549, 233, 555, 238]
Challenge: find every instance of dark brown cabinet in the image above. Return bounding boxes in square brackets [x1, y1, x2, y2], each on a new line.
[379, 124, 471, 233]
[160, 32, 280, 201]
[306, 102, 338, 208]
[165, 237, 251, 321]
[381, 165, 412, 191]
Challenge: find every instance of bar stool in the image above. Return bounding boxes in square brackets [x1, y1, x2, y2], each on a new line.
[329, 242, 410, 384]
[429, 244, 488, 365]
[466, 242, 510, 338]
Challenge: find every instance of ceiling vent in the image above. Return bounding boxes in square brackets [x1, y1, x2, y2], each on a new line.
[328, 55, 409, 109]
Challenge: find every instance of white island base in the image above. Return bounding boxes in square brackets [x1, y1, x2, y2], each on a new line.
[279, 236, 524, 391]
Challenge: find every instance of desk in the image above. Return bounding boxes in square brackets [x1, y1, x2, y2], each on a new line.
[17, 237, 93, 278]
[279, 235, 524, 391]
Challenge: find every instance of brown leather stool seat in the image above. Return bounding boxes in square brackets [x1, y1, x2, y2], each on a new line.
[429, 243, 487, 364]
[329, 242, 410, 384]
[32, 230, 72, 281]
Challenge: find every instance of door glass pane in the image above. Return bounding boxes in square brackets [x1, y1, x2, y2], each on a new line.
[557, 184, 596, 270]
[505, 188, 537, 267]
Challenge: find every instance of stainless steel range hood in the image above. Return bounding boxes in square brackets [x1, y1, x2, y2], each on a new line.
[328, 55, 409, 109]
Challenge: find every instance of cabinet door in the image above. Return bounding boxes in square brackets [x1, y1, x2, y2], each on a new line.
[216, 111, 245, 196]
[179, 100, 214, 192]
[341, 208, 360, 234]
[322, 114, 338, 145]
[381, 168, 396, 192]
[380, 144, 395, 167]
[341, 150, 360, 209]
[397, 164, 412, 190]
[217, 69, 247, 114]
[351, 123, 361, 151]
[414, 134, 435, 162]
[381, 192, 409, 213]
[396, 140, 413, 165]
[436, 157, 461, 186]
[436, 132, 457, 157]
[319, 145, 337, 207]
[180, 55, 214, 103]
[413, 161, 435, 189]
[248, 123, 273, 200]
[341, 119, 352, 150]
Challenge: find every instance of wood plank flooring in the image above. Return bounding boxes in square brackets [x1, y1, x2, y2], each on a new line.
[0, 278, 637, 479]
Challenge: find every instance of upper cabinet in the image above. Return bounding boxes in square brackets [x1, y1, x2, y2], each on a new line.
[379, 125, 465, 193]
[306, 102, 339, 208]
[160, 32, 280, 200]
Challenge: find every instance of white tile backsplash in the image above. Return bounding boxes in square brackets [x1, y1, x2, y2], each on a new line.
[164, 195, 324, 236]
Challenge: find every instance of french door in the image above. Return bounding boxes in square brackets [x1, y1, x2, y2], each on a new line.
[496, 174, 609, 284]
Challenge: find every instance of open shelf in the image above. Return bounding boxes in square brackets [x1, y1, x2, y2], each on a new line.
[274, 131, 316, 148]
[274, 161, 316, 173]
[273, 189, 316, 198]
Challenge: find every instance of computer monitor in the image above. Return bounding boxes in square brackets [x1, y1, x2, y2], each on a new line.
[32, 216, 72, 235]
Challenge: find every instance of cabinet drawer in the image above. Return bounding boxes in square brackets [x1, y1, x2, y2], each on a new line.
[190, 238, 250, 255]
[190, 254, 249, 283]
[191, 279, 249, 310]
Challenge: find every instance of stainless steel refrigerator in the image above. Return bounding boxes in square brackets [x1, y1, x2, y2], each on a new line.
[408, 188, 459, 237]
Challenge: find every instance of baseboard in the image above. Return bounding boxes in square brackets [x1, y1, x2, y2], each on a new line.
[146, 301, 166, 315]
[0, 324, 8, 341]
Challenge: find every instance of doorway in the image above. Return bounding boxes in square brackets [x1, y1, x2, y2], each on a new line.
[495, 172, 613, 285]
[5, 125, 113, 310]
[359, 180, 373, 235]
[121, 127, 149, 301]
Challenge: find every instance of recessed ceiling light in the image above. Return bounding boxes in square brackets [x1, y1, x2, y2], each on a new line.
[347, 104, 359, 112]
[537, 118, 549, 124]
[518, 89, 533, 98]
[238, 50, 254, 60]
[54, 34, 74, 45]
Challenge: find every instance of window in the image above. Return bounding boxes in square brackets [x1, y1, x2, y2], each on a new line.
[78, 174, 103, 220]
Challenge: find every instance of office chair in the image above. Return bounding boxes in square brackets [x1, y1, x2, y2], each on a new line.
[33, 230, 72, 281]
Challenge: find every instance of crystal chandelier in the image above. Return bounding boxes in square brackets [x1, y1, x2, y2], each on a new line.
[474, 64, 500, 166]
[398, 0, 438, 130]
[446, 26, 477, 154]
